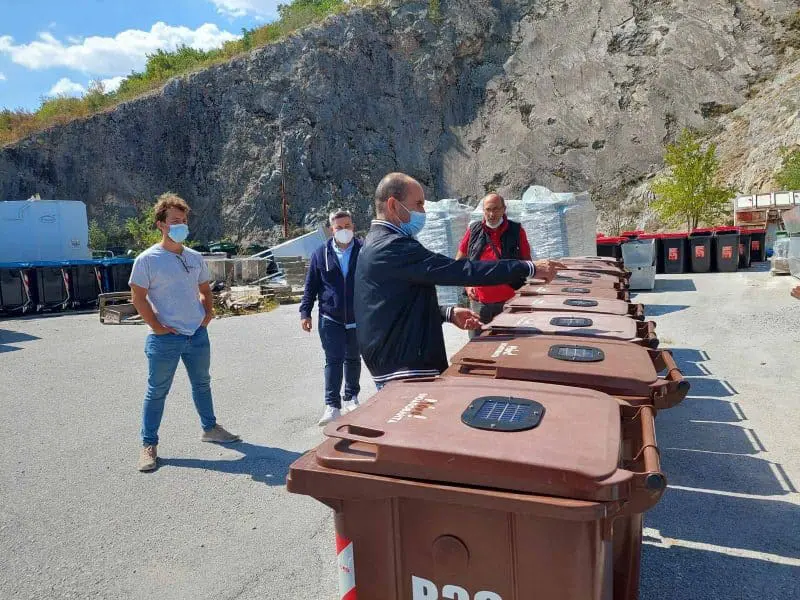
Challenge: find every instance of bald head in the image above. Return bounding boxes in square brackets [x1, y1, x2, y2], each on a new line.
[374, 172, 424, 219]
[482, 193, 506, 227]
[483, 193, 505, 208]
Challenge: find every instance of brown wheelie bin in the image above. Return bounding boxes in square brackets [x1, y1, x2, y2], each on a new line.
[447, 334, 688, 410]
[518, 283, 630, 302]
[504, 295, 645, 321]
[287, 376, 666, 600]
[482, 311, 659, 348]
[445, 337, 689, 600]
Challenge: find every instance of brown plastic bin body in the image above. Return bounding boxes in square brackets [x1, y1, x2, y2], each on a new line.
[518, 284, 631, 302]
[287, 377, 665, 600]
[483, 311, 659, 348]
[504, 295, 645, 321]
[447, 335, 688, 410]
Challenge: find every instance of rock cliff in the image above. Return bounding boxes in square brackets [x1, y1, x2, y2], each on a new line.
[0, 0, 796, 242]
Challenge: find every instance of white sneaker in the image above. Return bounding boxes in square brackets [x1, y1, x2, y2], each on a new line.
[342, 397, 360, 414]
[318, 405, 341, 426]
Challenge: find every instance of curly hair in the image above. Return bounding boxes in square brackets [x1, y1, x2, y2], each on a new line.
[153, 192, 190, 223]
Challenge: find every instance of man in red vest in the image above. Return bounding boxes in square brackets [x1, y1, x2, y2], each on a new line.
[455, 193, 533, 338]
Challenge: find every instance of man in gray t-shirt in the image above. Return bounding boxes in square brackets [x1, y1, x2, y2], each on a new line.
[129, 193, 240, 472]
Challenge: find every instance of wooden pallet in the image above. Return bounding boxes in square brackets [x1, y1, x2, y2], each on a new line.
[98, 292, 142, 324]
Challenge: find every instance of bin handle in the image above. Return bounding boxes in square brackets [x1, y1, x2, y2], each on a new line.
[325, 424, 387, 447]
[622, 406, 666, 514]
[630, 303, 645, 320]
[650, 349, 690, 409]
[638, 321, 659, 349]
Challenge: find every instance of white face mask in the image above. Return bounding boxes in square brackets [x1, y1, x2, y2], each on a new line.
[334, 229, 354, 245]
[485, 216, 504, 229]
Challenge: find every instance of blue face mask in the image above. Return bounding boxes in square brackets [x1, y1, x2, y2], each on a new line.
[167, 224, 189, 243]
[398, 202, 426, 237]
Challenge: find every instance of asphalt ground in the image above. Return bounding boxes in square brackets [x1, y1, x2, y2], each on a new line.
[1, 266, 798, 599]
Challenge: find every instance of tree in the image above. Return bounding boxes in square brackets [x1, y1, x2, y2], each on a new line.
[126, 205, 162, 251]
[649, 129, 735, 232]
[88, 219, 108, 251]
[774, 146, 800, 190]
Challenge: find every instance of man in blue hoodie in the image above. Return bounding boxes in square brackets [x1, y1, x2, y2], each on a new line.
[300, 209, 363, 425]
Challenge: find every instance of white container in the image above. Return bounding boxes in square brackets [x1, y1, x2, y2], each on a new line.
[755, 193, 774, 208]
[771, 234, 791, 274]
[621, 238, 656, 267]
[0, 200, 91, 263]
[268, 225, 328, 259]
[419, 199, 472, 306]
[783, 207, 800, 235]
[774, 192, 792, 207]
[788, 236, 800, 279]
[628, 265, 656, 290]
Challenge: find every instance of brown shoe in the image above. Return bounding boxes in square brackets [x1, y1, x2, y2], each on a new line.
[201, 424, 241, 444]
[137, 445, 158, 472]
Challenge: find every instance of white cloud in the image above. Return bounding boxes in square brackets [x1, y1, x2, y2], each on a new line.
[47, 77, 86, 97]
[210, 0, 281, 19]
[0, 72, 6, 81]
[0, 22, 239, 77]
[101, 76, 125, 93]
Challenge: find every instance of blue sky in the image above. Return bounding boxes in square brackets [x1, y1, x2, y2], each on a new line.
[0, 0, 282, 111]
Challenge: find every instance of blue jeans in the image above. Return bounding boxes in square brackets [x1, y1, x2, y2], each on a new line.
[141, 327, 216, 446]
[319, 317, 361, 408]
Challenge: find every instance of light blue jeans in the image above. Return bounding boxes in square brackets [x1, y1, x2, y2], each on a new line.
[141, 327, 216, 446]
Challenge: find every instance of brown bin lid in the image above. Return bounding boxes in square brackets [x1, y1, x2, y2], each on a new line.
[449, 335, 660, 399]
[505, 295, 637, 318]
[530, 273, 623, 289]
[553, 262, 628, 276]
[555, 271, 627, 284]
[563, 256, 621, 264]
[485, 311, 639, 342]
[518, 284, 626, 300]
[319, 377, 630, 501]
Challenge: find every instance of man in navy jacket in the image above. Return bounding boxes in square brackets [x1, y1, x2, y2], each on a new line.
[355, 173, 565, 387]
[300, 210, 363, 425]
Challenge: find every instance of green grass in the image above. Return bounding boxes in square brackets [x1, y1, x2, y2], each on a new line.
[1, 0, 365, 147]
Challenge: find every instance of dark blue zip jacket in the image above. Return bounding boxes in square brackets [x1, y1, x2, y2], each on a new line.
[299, 238, 362, 324]
[355, 220, 534, 384]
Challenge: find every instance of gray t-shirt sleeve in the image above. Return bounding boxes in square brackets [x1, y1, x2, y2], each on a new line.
[197, 256, 210, 284]
[129, 255, 151, 289]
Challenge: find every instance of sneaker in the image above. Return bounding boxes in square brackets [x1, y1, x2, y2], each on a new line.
[137, 445, 158, 472]
[341, 396, 360, 414]
[318, 406, 341, 426]
[201, 424, 241, 444]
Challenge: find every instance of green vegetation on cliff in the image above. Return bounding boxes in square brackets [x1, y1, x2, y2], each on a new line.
[0, 0, 357, 147]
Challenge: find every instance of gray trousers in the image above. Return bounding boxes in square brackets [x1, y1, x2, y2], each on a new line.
[468, 300, 507, 339]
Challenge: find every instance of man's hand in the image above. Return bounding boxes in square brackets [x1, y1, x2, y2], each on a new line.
[465, 287, 478, 301]
[201, 311, 214, 328]
[301, 318, 313, 332]
[153, 323, 178, 335]
[533, 259, 569, 283]
[451, 307, 482, 331]
[791, 285, 800, 300]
